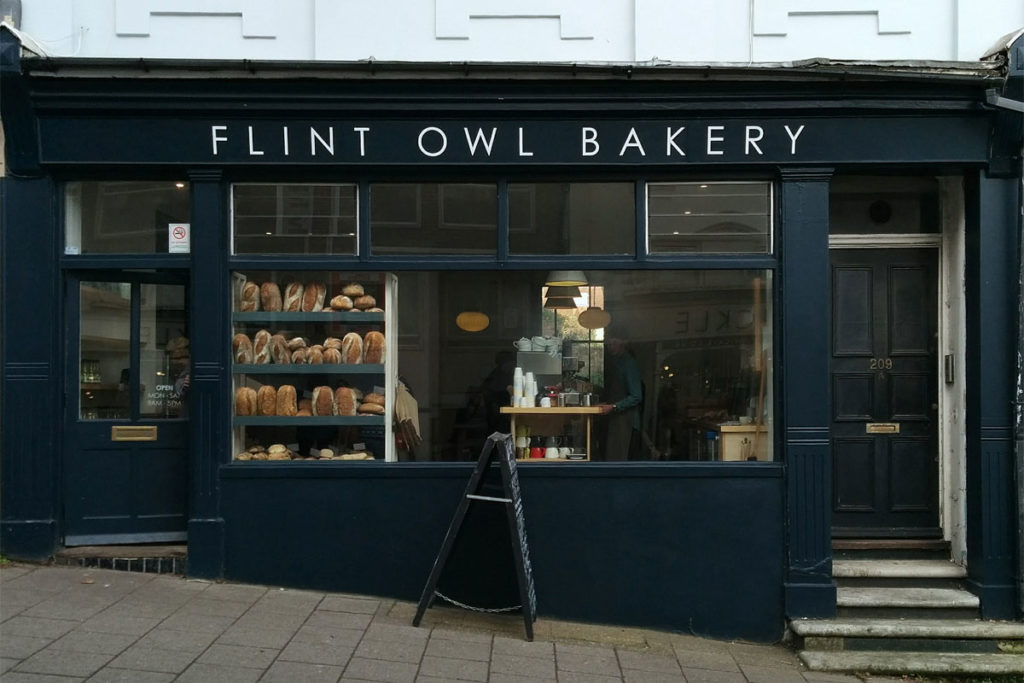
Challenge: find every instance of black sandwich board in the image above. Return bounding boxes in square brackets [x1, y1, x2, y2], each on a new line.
[412, 432, 537, 640]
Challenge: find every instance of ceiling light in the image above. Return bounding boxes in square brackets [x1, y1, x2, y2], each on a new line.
[544, 296, 578, 309]
[578, 307, 611, 329]
[456, 311, 490, 332]
[545, 270, 587, 286]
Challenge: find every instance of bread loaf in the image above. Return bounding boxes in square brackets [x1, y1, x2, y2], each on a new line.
[322, 337, 342, 350]
[353, 294, 376, 310]
[363, 331, 385, 364]
[357, 402, 385, 415]
[270, 334, 292, 364]
[260, 282, 282, 312]
[235, 387, 258, 416]
[282, 281, 304, 312]
[298, 398, 313, 413]
[341, 332, 363, 364]
[312, 386, 335, 416]
[363, 392, 385, 406]
[342, 282, 364, 297]
[232, 333, 254, 364]
[307, 347, 323, 364]
[286, 337, 307, 351]
[257, 385, 277, 416]
[365, 307, 384, 313]
[290, 348, 307, 364]
[276, 384, 297, 416]
[330, 295, 353, 311]
[253, 329, 271, 364]
[322, 347, 342, 364]
[334, 387, 357, 416]
[301, 281, 326, 312]
[240, 282, 260, 312]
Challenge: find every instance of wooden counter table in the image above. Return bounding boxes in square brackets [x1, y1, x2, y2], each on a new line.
[500, 406, 603, 461]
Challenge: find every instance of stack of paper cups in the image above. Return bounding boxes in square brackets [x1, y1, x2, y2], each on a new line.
[513, 367, 524, 398]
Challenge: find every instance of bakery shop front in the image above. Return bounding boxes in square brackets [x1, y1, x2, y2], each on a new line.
[2, 27, 1021, 639]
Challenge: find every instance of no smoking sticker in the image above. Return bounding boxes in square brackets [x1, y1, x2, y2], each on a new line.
[168, 223, 190, 253]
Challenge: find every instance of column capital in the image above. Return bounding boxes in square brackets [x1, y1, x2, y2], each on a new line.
[778, 167, 835, 182]
[187, 169, 224, 183]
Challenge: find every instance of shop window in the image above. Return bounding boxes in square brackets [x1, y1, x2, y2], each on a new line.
[228, 269, 773, 464]
[233, 184, 358, 254]
[829, 176, 939, 234]
[647, 182, 772, 254]
[370, 183, 497, 255]
[65, 181, 190, 255]
[508, 183, 635, 255]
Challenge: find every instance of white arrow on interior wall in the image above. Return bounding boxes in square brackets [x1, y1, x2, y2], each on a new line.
[115, 0, 277, 39]
[435, 0, 593, 40]
[753, 0, 913, 37]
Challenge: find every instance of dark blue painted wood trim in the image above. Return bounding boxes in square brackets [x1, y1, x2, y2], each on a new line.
[227, 256, 777, 271]
[0, 176, 61, 560]
[496, 179, 509, 262]
[186, 170, 229, 578]
[963, 171, 1019, 619]
[779, 168, 836, 618]
[60, 255, 191, 269]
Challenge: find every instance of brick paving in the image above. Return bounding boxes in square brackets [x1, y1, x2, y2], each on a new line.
[0, 564, 851, 682]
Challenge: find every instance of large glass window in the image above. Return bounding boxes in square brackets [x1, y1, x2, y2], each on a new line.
[509, 183, 635, 255]
[233, 184, 357, 254]
[65, 181, 190, 254]
[647, 181, 772, 254]
[370, 183, 497, 255]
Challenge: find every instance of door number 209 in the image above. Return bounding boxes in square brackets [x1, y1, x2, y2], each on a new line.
[869, 358, 893, 370]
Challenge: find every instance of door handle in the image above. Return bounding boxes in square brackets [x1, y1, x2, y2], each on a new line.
[111, 425, 158, 441]
[865, 422, 900, 434]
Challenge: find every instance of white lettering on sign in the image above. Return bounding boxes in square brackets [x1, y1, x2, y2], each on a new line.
[784, 124, 805, 154]
[311, 126, 335, 156]
[619, 127, 646, 157]
[517, 127, 534, 157]
[418, 127, 448, 157]
[581, 127, 600, 156]
[745, 125, 764, 155]
[211, 125, 228, 155]
[354, 127, 370, 157]
[666, 127, 686, 156]
[247, 125, 264, 156]
[282, 126, 290, 156]
[465, 127, 497, 156]
[706, 125, 725, 156]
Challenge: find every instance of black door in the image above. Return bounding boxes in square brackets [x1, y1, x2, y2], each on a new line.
[830, 249, 939, 537]
[64, 272, 190, 545]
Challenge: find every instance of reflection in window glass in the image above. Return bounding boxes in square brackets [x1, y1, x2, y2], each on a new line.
[80, 282, 131, 419]
[371, 183, 497, 255]
[509, 183, 634, 255]
[66, 182, 190, 255]
[829, 176, 939, 235]
[395, 270, 773, 463]
[648, 182, 771, 254]
[233, 184, 357, 254]
[139, 284, 189, 418]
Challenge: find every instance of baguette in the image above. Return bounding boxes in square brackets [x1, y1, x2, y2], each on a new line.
[260, 282, 282, 312]
[257, 385, 277, 416]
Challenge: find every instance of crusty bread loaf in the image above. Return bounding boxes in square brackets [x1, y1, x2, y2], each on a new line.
[334, 387, 357, 416]
[240, 282, 260, 312]
[260, 282, 282, 312]
[282, 281, 304, 312]
[301, 281, 326, 312]
[363, 331, 385, 364]
[341, 332, 363, 364]
[322, 337, 342, 350]
[286, 337, 307, 351]
[312, 386, 335, 416]
[270, 334, 292, 364]
[232, 333, 254, 364]
[342, 282, 364, 297]
[353, 294, 376, 310]
[330, 295, 353, 311]
[307, 347, 323, 364]
[235, 387, 258, 416]
[257, 385, 277, 416]
[298, 398, 313, 413]
[290, 348, 307, 364]
[356, 402, 385, 415]
[253, 329, 271, 364]
[363, 392, 385, 406]
[276, 384, 297, 416]
[322, 348, 341, 364]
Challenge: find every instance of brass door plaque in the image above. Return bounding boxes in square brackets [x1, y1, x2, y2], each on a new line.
[111, 425, 158, 441]
[865, 422, 899, 434]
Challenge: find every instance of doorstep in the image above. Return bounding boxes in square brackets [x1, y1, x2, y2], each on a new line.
[53, 544, 187, 575]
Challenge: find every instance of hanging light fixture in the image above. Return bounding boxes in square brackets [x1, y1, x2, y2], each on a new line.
[578, 285, 611, 329]
[544, 296, 578, 309]
[545, 270, 587, 286]
[456, 310, 490, 332]
[545, 285, 582, 298]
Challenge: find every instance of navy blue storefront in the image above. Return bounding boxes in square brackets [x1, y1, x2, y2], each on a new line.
[2, 26, 1021, 641]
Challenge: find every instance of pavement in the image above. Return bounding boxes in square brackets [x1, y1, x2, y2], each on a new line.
[1, 563, 874, 683]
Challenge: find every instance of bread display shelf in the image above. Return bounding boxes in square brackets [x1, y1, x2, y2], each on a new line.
[232, 312, 384, 324]
[232, 363, 384, 375]
[233, 416, 384, 427]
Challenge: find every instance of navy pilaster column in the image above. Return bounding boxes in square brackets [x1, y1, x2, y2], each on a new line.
[964, 171, 1018, 618]
[0, 176, 61, 559]
[186, 170, 228, 578]
[780, 168, 836, 617]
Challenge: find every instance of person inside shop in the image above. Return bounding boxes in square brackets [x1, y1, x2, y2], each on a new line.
[481, 350, 515, 434]
[598, 325, 643, 461]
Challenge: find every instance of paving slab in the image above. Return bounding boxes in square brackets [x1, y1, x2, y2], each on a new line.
[418, 654, 491, 681]
[85, 668, 176, 682]
[14, 647, 113, 678]
[261, 659, 345, 682]
[175, 661, 264, 682]
[343, 656, 419, 683]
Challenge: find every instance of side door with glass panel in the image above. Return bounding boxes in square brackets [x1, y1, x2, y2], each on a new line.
[64, 272, 190, 545]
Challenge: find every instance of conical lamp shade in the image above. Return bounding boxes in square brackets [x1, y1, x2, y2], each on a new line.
[544, 296, 577, 309]
[545, 285, 582, 298]
[545, 270, 587, 286]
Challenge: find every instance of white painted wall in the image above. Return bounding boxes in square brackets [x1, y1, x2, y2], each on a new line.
[11, 0, 1023, 63]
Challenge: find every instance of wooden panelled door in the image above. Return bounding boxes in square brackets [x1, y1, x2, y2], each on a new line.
[830, 249, 940, 537]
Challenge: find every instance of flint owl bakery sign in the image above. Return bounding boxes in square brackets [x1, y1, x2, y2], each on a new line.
[35, 115, 986, 165]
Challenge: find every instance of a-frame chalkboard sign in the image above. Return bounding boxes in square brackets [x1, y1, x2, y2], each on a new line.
[412, 432, 537, 640]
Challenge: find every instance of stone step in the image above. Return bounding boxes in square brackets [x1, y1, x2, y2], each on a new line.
[832, 559, 966, 579]
[792, 618, 1024, 639]
[836, 586, 979, 619]
[799, 650, 1024, 675]
[832, 538, 951, 561]
[54, 544, 187, 575]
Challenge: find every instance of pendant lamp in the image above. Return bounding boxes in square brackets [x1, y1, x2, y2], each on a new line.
[544, 296, 578, 309]
[578, 306, 611, 329]
[545, 270, 587, 286]
[545, 285, 582, 298]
